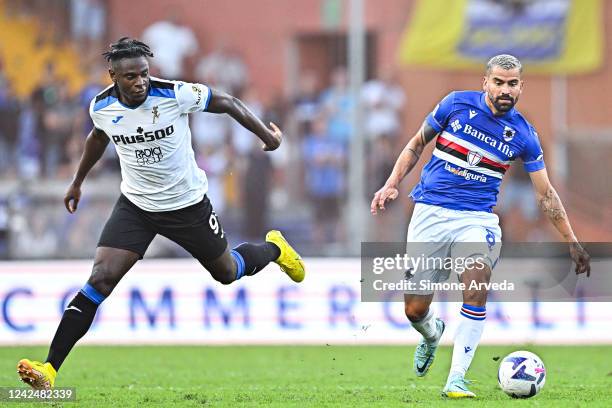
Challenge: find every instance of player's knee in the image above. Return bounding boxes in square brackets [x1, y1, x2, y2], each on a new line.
[88, 263, 119, 296]
[405, 302, 428, 322]
[461, 267, 489, 306]
[213, 273, 235, 285]
[463, 290, 487, 307]
[210, 264, 236, 285]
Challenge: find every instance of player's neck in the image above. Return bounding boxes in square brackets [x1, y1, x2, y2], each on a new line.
[116, 84, 148, 108]
[119, 94, 146, 108]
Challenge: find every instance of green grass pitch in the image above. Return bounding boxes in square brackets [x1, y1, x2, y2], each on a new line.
[0, 345, 610, 407]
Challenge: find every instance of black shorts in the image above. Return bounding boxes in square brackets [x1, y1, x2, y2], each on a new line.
[98, 194, 227, 262]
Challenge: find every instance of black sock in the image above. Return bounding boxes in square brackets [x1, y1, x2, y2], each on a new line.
[45, 292, 99, 371]
[231, 242, 280, 278]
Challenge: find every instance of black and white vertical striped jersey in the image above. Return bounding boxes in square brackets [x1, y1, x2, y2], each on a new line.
[89, 78, 212, 211]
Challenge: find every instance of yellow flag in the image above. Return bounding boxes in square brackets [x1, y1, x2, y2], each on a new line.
[398, 0, 603, 74]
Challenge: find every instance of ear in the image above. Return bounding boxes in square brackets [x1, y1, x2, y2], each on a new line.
[519, 79, 524, 94]
[482, 75, 488, 92]
[109, 68, 116, 83]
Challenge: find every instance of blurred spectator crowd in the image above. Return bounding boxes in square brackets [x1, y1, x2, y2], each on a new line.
[0, 1, 555, 260]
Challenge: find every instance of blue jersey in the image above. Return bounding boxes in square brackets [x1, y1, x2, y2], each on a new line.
[410, 91, 545, 212]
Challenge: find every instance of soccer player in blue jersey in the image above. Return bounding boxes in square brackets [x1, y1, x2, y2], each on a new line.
[371, 54, 590, 398]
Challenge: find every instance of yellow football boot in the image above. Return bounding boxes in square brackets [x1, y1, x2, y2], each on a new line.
[17, 359, 56, 390]
[266, 230, 305, 282]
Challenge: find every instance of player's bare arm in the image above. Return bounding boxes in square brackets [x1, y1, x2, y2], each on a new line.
[370, 121, 438, 214]
[64, 127, 110, 214]
[207, 89, 282, 151]
[529, 168, 591, 276]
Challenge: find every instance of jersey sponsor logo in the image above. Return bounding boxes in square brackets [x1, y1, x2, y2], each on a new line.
[111, 125, 175, 145]
[503, 126, 516, 142]
[467, 150, 483, 166]
[152, 106, 160, 124]
[462, 124, 515, 158]
[112, 115, 124, 124]
[444, 162, 488, 182]
[450, 119, 462, 132]
[135, 146, 163, 166]
[469, 110, 478, 119]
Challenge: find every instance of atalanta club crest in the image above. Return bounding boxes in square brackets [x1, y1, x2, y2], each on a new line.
[467, 151, 483, 166]
[503, 126, 515, 142]
[152, 106, 160, 124]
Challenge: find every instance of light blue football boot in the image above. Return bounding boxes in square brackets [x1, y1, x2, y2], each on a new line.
[442, 373, 476, 398]
[413, 318, 445, 377]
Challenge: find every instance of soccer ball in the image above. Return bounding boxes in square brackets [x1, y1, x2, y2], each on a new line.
[498, 350, 546, 398]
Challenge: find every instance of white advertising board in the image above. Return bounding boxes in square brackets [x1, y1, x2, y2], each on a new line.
[1, 259, 609, 345]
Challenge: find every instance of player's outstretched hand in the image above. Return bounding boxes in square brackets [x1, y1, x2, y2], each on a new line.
[64, 183, 81, 214]
[371, 185, 399, 214]
[570, 241, 591, 277]
[263, 122, 282, 151]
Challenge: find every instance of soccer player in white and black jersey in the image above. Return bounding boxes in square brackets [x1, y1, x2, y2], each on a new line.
[17, 37, 305, 389]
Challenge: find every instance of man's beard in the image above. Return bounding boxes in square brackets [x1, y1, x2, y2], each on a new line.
[489, 93, 517, 113]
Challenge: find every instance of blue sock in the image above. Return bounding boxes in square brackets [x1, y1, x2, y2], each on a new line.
[80, 283, 106, 305]
[231, 250, 246, 280]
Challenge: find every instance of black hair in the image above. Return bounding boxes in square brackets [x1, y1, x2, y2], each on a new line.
[102, 37, 154, 63]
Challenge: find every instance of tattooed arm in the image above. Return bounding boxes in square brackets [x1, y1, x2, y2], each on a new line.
[370, 121, 438, 214]
[529, 168, 591, 276]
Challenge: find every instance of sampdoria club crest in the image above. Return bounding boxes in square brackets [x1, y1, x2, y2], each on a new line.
[503, 126, 515, 142]
[467, 150, 483, 166]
